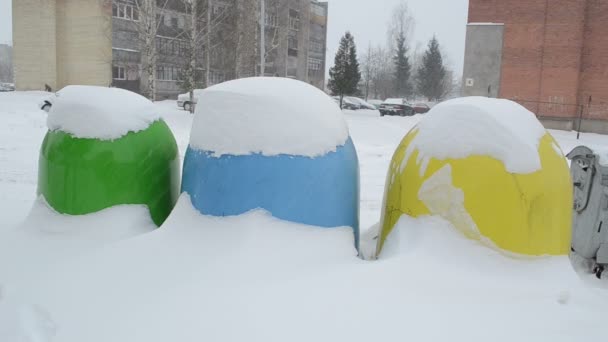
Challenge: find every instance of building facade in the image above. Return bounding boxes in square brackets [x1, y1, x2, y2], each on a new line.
[307, 1, 328, 90]
[462, 0, 608, 133]
[12, 0, 112, 92]
[12, 0, 328, 99]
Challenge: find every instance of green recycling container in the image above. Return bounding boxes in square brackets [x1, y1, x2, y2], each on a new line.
[38, 120, 180, 226]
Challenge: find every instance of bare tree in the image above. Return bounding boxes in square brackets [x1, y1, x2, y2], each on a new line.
[235, 0, 258, 78]
[361, 45, 373, 100]
[129, 0, 172, 101]
[361, 44, 386, 100]
[261, 0, 288, 75]
[386, 1, 415, 99]
[438, 49, 459, 100]
[0, 45, 12, 83]
[441, 69, 458, 100]
[363, 45, 394, 100]
[358, 45, 395, 101]
[172, 0, 235, 111]
[377, 46, 396, 100]
[386, 1, 415, 54]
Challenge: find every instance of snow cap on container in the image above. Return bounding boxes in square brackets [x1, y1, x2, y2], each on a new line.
[46, 85, 160, 140]
[188, 77, 349, 157]
[403, 96, 547, 175]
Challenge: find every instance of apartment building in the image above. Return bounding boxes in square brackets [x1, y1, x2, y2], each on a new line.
[12, 0, 328, 99]
[111, 0, 196, 99]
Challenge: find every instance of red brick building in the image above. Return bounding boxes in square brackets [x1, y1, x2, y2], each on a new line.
[462, 0, 608, 133]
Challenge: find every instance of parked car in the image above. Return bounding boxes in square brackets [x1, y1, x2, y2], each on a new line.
[0, 83, 15, 92]
[379, 98, 414, 116]
[345, 97, 377, 110]
[177, 89, 204, 112]
[332, 96, 360, 110]
[413, 103, 431, 114]
[367, 99, 383, 109]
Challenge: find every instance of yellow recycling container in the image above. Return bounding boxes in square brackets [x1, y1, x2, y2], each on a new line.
[376, 97, 573, 257]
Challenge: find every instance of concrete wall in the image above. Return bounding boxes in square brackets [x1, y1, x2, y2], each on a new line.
[13, 0, 58, 90]
[461, 24, 504, 97]
[56, 0, 112, 88]
[539, 117, 575, 132]
[540, 117, 608, 136]
[12, 0, 111, 91]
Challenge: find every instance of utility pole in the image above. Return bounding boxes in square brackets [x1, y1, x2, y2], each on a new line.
[206, 0, 212, 86]
[189, 0, 197, 112]
[260, 0, 265, 76]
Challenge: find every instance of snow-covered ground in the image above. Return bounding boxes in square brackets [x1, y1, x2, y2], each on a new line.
[1, 91, 608, 342]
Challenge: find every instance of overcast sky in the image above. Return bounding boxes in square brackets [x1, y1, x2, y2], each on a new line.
[0, 0, 10, 45]
[0, 0, 469, 74]
[325, 0, 469, 76]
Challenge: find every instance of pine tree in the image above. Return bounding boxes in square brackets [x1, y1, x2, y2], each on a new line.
[348, 40, 362, 96]
[328, 32, 361, 108]
[393, 32, 412, 98]
[415, 36, 447, 101]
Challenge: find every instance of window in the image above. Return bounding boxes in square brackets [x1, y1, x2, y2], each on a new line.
[112, 3, 138, 21]
[289, 16, 300, 31]
[209, 70, 225, 85]
[310, 23, 324, 37]
[157, 65, 183, 81]
[155, 37, 165, 54]
[156, 37, 187, 56]
[308, 58, 322, 71]
[311, 3, 326, 17]
[288, 36, 298, 56]
[113, 66, 126, 80]
[310, 40, 323, 53]
[213, 5, 222, 15]
[179, 41, 188, 56]
[288, 37, 298, 50]
[289, 10, 300, 31]
[265, 13, 278, 27]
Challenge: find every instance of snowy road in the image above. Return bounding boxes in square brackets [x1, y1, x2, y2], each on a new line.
[2, 92, 608, 342]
